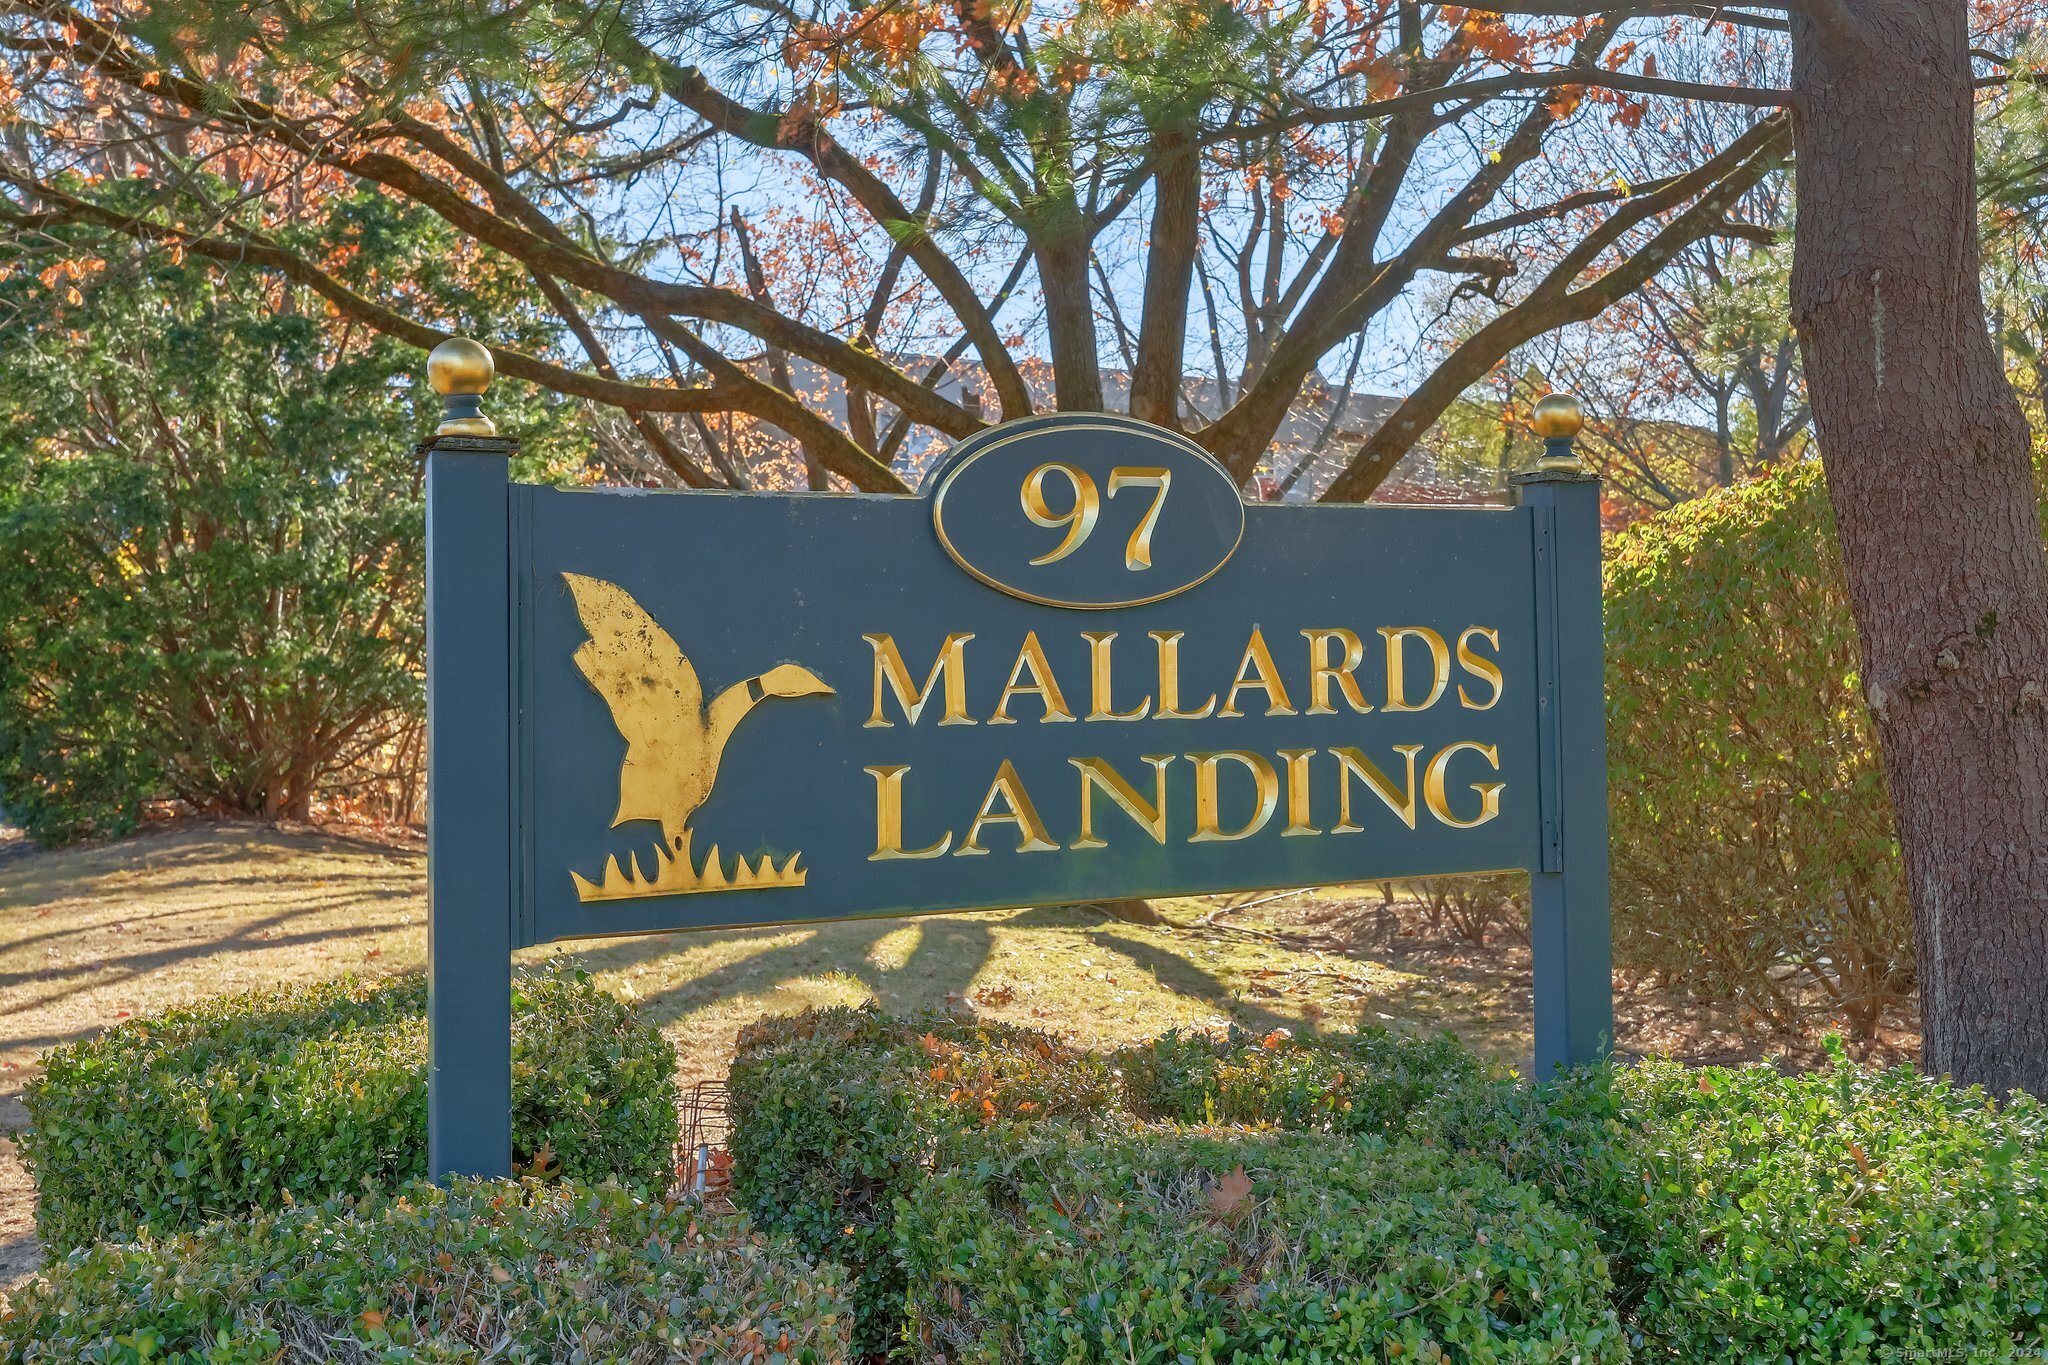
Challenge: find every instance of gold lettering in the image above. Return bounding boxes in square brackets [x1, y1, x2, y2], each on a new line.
[1106, 467, 1171, 569]
[1380, 626, 1451, 713]
[1188, 750, 1280, 842]
[1331, 745, 1423, 832]
[990, 631, 1077, 724]
[1070, 755, 1174, 848]
[1456, 627, 1503, 710]
[1301, 629, 1372, 715]
[864, 765, 953, 860]
[1150, 630, 1217, 720]
[957, 759, 1061, 854]
[865, 633, 975, 728]
[1278, 748, 1320, 837]
[1022, 463, 1102, 565]
[1219, 627, 1297, 717]
[1424, 742, 1504, 828]
[1082, 632, 1151, 722]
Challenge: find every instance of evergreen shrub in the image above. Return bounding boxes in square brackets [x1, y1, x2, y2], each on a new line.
[1605, 459, 1910, 1032]
[897, 1127, 1629, 1364]
[736, 1009, 2048, 1360]
[21, 972, 677, 1252]
[725, 1005, 1119, 1355]
[1116, 1022, 1502, 1138]
[1431, 1051, 2048, 1360]
[0, 1180, 850, 1363]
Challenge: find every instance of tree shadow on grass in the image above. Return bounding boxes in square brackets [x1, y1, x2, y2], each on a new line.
[0, 885, 413, 977]
[570, 913, 999, 1045]
[0, 824, 418, 910]
[0, 867, 414, 911]
[0, 907, 416, 1083]
[1000, 904, 1111, 931]
[0, 902, 232, 959]
[1084, 927, 1298, 1039]
[0, 898, 406, 1010]
[574, 900, 1319, 1070]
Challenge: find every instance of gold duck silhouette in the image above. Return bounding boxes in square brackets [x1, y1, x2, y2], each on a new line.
[563, 574, 832, 898]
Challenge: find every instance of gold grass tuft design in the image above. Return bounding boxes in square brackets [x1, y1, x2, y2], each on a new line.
[570, 832, 806, 903]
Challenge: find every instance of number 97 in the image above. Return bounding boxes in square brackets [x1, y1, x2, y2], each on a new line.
[1022, 463, 1171, 570]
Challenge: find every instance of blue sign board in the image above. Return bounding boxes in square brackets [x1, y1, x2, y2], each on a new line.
[423, 401, 1612, 1180]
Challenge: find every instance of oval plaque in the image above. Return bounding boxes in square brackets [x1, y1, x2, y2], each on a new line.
[927, 413, 1246, 609]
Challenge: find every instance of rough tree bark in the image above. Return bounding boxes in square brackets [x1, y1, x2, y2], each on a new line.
[1037, 234, 1107, 411]
[1129, 129, 1200, 429]
[1791, 0, 2048, 1094]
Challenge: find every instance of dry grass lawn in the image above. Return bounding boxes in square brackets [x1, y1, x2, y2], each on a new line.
[0, 821, 1538, 1289]
[2, 817, 1898, 1291]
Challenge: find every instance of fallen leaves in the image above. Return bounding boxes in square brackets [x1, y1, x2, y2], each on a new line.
[518, 1141, 560, 1179]
[1209, 1164, 1254, 1222]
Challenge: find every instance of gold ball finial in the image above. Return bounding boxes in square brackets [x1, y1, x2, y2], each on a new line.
[428, 337, 497, 437]
[429, 337, 493, 396]
[1530, 391, 1584, 441]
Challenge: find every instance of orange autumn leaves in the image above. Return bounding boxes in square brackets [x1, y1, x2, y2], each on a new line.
[768, 0, 1386, 102]
[918, 1028, 1069, 1125]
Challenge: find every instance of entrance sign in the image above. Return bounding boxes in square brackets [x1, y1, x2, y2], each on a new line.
[421, 342, 1613, 1180]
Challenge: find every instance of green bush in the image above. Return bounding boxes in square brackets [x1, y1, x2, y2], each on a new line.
[726, 1006, 1120, 1356]
[1108, 1023, 2048, 1358]
[0, 212, 593, 843]
[1429, 1052, 2048, 1360]
[1117, 1023, 1503, 1139]
[21, 971, 677, 1253]
[897, 1126, 1630, 1364]
[1605, 459, 1910, 1033]
[1615, 1056, 2048, 1361]
[735, 1009, 2048, 1361]
[0, 1179, 851, 1363]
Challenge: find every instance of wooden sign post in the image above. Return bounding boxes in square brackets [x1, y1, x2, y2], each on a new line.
[420, 340, 1612, 1181]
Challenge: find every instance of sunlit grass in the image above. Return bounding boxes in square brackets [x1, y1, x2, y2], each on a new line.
[0, 825, 1534, 1101]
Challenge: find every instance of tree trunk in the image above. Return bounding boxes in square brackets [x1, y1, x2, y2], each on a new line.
[1066, 897, 1164, 926]
[1036, 236, 1106, 411]
[1095, 898, 1164, 926]
[1791, 0, 2048, 1095]
[1129, 129, 1199, 429]
[1714, 389, 1736, 486]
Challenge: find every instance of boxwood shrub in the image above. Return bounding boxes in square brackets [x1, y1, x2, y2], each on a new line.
[0, 1179, 851, 1363]
[1117, 1023, 1503, 1139]
[725, 1006, 1120, 1355]
[897, 1126, 1629, 1364]
[733, 1007, 2048, 1361]
[1614, 1057, 2046, 1360]
[1426, 1051, 2048, 1360]
[21, 971, 678, 1253]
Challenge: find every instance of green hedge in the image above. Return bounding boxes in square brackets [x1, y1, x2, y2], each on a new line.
[898, 1126, 1629, 1364]
[726, 1006, 1119, 1356]
[1115, 1019, 2048, 1356]
[1117, 1023, 1502, 1139]
[1614, 1057, 2047, 1360]
[0, 1179, 851, 1363]
[21, 971, 678, 1252]
[1427, 1051, 2048, 1360]
[733, 1009, 2048, 1361]
[1605, 460, 1910, 1032]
